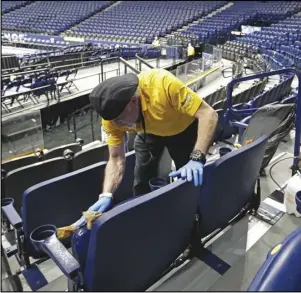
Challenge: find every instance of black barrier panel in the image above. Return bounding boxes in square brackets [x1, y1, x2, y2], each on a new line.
[2, 54, 19, 70]
[36, 53, 83, 68]
[41, 93, 91, 129]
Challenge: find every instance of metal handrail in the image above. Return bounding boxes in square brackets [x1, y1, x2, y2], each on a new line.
[135, 54, 154, 71]
[119, 57, 140, 74]
[226, 67, 301, 174]
[1, 47, 120, 77]
[2, 71, 101, 99]
[1, 55, 104, 78]
[2, 57, 139, 100]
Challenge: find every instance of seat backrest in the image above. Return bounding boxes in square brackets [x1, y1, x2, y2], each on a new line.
[5, 158, 69, 214]
[84, 179, 201, 291]
[43, 143, 82, 160]
[22, 161, 107, 257]
[198, 135, 268, 237]
[72, 144, 109, 171]
[248, 228, 301, 291]
[1, 154, 39, 173]
[242, 104, 295, 145]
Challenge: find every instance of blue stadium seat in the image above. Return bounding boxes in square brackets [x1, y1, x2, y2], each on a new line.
[248, 228, 301, 291]
[2, 1, 112, 35]
[25, 135, 268, 291]
[2, 151, 135, 266]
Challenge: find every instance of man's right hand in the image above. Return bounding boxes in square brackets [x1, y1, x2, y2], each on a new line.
[71, 194, 113, 229]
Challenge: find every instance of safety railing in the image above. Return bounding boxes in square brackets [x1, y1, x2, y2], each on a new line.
[120, 57, 140, 74]
[2, 57, 140, 116]
[66, 104, 99, 142]
[170, 57, 204, 83]
[225, 68, 301, 174]
[2, 43, 183, 76]
[135, 54, 155, 71]
[1, 55, 104, 79]
[1, 52, 145, 81]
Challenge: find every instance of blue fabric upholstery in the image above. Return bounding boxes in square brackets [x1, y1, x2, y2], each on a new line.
[198, 135, 268, 237]
[83, 179, 200, 291]
[22, 161, 107, 258]
[6, 158, 69, 214]
[248, 228, 301, 291]
[1, 1, 29, 14]
[2, 1, 112, 35]
[22, 151, 136, 258]
[72, 144, 109, 171]
[69, 1, 226, 42]
[66, 136, 267, 291]
[180, 1, 301, 44]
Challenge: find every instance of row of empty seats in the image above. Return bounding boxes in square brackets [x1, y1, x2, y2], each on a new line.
[2, 104, 299, 290]
[63, 1, 227, 43]
[180, 1, 301, 45]
[1, 141, 110, 214]
[2, 138, 84, 173]
[3, 1, 301, 48]
[1, 0, 31, 14]
[1, 68, 78, 111]
[1, 133, 266, 269]
[5, 134, 295, 290]
[2, 1, 112, 35]
[232, 11, 301, 69]
[220, 41, 259, 62]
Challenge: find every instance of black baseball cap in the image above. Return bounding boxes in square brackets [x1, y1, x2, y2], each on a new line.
[89, 73, 139, 120]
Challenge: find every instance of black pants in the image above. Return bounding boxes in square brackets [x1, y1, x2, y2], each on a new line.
[133, 120, 198, 196]
[187, 55, 194, 63]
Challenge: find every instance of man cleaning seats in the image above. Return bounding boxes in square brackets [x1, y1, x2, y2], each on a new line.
[187, 42, 195, 62]
[152, 36, 160, 47]
[57, 69, 218, 234]
[91, 69, 217, 201]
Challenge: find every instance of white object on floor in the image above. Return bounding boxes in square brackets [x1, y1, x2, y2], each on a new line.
[284, 173, 301, 217]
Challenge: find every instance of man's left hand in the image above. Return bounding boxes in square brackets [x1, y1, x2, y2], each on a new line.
[169, 160, 204, 187]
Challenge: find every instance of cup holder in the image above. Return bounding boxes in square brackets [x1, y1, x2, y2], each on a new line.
[30, 224, 57, 252]
[149, 177, 168, 191]
[219, 147, 232, 157]
[2, 198, 14, 207]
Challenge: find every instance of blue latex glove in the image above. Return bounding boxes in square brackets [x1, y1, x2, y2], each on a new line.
[169, 160, 204, 187]
[72, 194, 113, 229]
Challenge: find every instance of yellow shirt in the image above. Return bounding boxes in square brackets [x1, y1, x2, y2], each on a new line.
[152, 40, 160, 47]
[102, 69, 203, 146]
[187, 46, 195, 57]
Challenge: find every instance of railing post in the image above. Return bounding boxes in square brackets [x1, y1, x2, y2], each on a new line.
[101, 60, 104, 82]
[79, 53, 83, 67]
[90, 107, 95, 141]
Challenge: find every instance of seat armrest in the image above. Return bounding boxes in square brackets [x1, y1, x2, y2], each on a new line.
[2, 205, 22, 229]
[30, 225, 80, 280]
